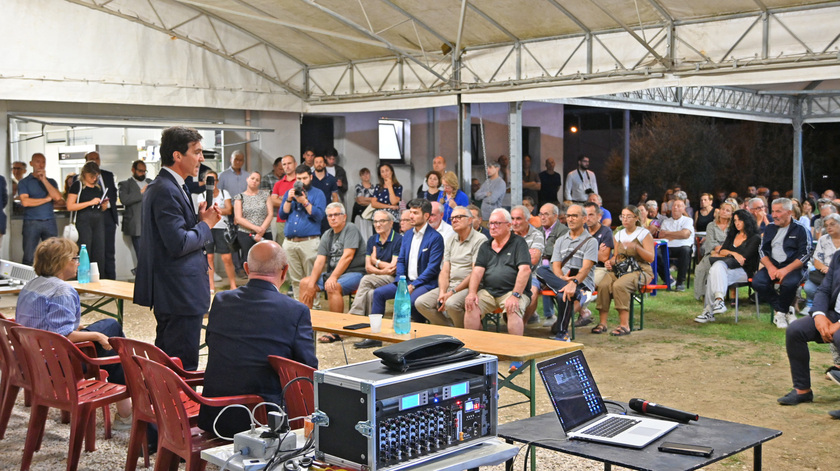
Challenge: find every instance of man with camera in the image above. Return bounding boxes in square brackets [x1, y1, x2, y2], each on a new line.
[278, 164, 327, 300]
[565, 156, 598, 204]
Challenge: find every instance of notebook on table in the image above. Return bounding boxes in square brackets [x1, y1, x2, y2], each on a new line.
[537, 350, 678, 449]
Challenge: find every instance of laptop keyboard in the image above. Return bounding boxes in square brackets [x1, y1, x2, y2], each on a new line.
[581, 416, 641, 438]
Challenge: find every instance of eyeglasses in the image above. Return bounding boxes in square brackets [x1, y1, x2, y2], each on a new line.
[538, 212, 552, 217]
[71, 256, 80, 262]
[566, 213, 582, 218]
[450, 214, 470, 221]
[620, 214, 636, 219]
[373, 219, 390, 224]
[488, 221, 509, 227]
[326, 213, 344, 219]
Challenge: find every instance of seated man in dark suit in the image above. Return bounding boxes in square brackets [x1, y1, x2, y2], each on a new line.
[198, 240, 318, 437]
[777, 250, 840, 417]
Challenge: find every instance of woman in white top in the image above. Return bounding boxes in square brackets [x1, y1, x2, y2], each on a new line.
[595, 206, 655, 336]
[803, 213, 840, 314]
[693, 199, 737, 301]
[198, 171, 237, 293]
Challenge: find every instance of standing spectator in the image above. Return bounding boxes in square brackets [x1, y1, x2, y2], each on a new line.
[18, 153, 64, 265]
[538, 157, 563, 206]
[301, 147, 315, 169]
[754, 198, 811, 329]
[234, 172, 274, 263]
[81, 152, 118, 279]
[278, 165, 326, 300]
[371, 163, 403, 223]
[428, 201, 455, 243]
[695, 210, 761, 323]
[118, 160, 151, 275]
[0, 176, 6, 251]
[300, 203, 366, 318]
[197, 171, 237, 293]
[474, 162, 506, 221]
[371, 199, 443, 323]
[464, 208, 532, 337]
[134, 126, 221, 371]
[269, 155, 298, 245]
[565, 156, 598, 203]
[347, 210, 402, 321]
[421, 171, 442, 202]
[656, 200, 695, 291]
[11, 161, 26, 201]
[311, 155, 339, 233]
[416, 206, 486, 327]
[521, 155, 541, 206]
[352, 167, 376, 241]
[66, 162, 109, 274]
[417, 155, 447, 197]
[260, 156, 285, 192]
[324, 148, 348, 203]
[438, 171, 470, 225]
[219, 150, 248, 276]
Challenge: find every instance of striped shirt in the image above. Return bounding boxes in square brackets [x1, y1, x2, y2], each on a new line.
[15, 276, 80, 336]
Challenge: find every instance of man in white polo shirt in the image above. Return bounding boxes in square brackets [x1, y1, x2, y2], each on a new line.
[656, 199, 694, 291]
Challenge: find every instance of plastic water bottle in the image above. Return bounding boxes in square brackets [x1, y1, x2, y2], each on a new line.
[77, 244, 90, 284]
[394, 276, 411, 335]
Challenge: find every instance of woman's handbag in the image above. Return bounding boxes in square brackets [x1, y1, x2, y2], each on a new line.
[63, 212, 79, 243]
[361, 204, 376, 220]
[224, 216, 240, 251]
[809, 269, 826, 286]
[613, 254, 642, 278]
[709, 255, 742, 269]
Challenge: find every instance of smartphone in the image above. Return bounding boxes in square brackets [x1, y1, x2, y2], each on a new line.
[658, 442, 713, 457]
[343, 323, 370, 330]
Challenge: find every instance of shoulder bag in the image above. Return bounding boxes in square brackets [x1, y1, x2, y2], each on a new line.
[63, 211, 79, 243]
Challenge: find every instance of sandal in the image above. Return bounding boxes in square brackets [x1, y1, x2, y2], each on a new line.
[575, 314, 593, 328]
[591, 323, 608, 334]
[610, 326, 632, 337]
[318, 333, 341, 344]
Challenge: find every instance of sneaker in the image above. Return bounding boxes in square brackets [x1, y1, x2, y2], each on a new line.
[574, 309, 593, 327]
[675, 283, 686, 292]
[213, 273, 222, 282]
[786, 306, 797, 326]
[527, 314, 540, 324]
[113, 413, 133, 431]
[694, 311, 716, 323]
[777, 389, 813, 405]
[508, 361, 523, 373]
[550, 331, 571, 342]
[669, 279, 676, 290]
[826, 366, 840, 381]
[828, 368, 840, 387]
[800, 306, 811, 316]
[542, 315, 556, 328]
[773, 311, 789, 329]
[353, 339, 382, 349]
[711, 298, 727, 315]
[828, 410, 840, 419]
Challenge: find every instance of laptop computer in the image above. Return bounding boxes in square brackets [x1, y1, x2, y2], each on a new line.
[537, 350, 678, 448]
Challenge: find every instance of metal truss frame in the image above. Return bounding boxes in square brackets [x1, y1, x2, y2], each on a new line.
[65, 0, 840, 115]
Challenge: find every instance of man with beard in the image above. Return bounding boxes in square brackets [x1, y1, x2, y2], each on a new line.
[278, 165, 327, 300]
[118, 160, 152, 273]
[565, 155, 598, 204]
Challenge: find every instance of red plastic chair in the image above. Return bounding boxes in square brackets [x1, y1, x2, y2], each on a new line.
[110, 338, 204, 471]
[134, 356, 264, 471]
[0, 318, 31, 439]
[10, 326, 129, 471]
[267, 355, 315, 429]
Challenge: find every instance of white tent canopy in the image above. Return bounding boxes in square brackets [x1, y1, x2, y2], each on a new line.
[2, 0, 839, 112]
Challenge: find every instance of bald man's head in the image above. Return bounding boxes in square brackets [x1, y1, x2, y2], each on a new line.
[245, 241, 287, 278]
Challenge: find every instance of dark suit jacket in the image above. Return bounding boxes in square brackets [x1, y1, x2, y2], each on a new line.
[813, 250, 840, 319]
[396, 224, 444, 289]
[133, 169, 211, 316]
[100, 169, 118, 225]
[118, 177, 151, 236]
[197, 279, 318, 436]
[0, 176, 7, 234]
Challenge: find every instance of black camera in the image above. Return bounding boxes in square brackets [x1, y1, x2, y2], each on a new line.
[293, 181, 305, 197]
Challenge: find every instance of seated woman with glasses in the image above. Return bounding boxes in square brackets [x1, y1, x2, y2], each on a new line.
[15, 237, 133, 425]
[594, 206, 655, 336]
[694, 209, 760, 323]
[693, 199, 738, 301]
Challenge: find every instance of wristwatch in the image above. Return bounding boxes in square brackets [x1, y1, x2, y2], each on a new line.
[511, 292, 521, 298]
[448, 288, 457, 294]
[572, 279, 580, 285]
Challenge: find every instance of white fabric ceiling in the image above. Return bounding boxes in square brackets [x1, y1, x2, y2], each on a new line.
[1, 0, 839, 112]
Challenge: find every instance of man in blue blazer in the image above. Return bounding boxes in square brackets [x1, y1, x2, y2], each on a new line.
[365, 199, 443, 347]
[198, 241, 317, 437]
[778, 249, 840, 413]
[133, 126, 221, 371]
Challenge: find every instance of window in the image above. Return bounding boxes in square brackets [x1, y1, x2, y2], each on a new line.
[379, 118, 410, 163]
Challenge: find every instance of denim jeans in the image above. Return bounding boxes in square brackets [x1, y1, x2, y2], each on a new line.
[22, 219, 57, 265]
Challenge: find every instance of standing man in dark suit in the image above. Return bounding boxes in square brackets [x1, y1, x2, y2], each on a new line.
[118, 160, 151, 274]
[198, 240, 317, 437]
[777, 250, 840, 416]
[371, 198, 444, 324]
[83, 151, 118, 279]
[134, 126, 221, 371]
[0, 175, 7, 252]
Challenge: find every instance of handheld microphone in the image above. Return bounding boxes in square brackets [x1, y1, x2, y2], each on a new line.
[628, 398, 699, 423]
[205, 175, 215, 206]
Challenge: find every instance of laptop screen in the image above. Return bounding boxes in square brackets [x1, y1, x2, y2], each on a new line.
[538, 351, 607, 432]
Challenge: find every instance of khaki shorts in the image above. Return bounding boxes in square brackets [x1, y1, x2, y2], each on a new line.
[477, 290, 530, 318]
